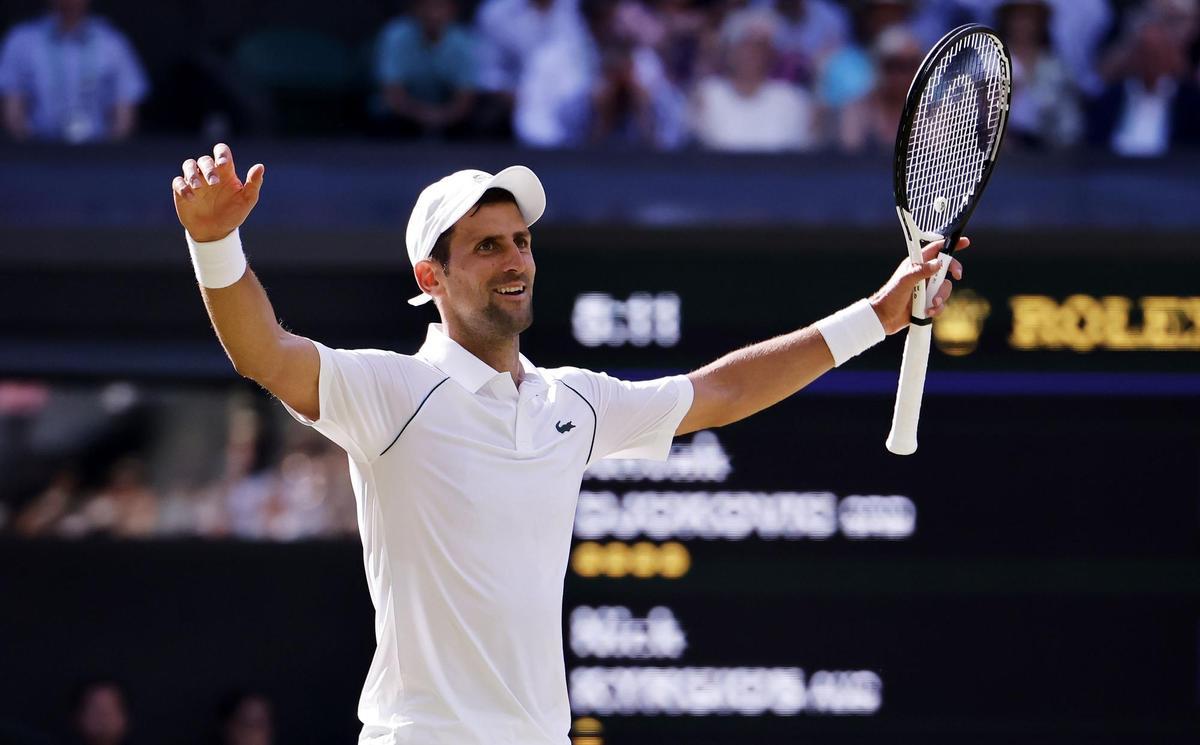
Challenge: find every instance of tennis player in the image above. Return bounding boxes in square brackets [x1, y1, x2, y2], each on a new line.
[172, 143, 963, 745]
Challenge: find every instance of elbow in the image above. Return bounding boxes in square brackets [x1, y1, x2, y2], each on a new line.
[230, 356, 264, 383]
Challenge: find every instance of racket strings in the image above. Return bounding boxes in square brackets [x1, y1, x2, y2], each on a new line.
[905, 32, 1008, 236]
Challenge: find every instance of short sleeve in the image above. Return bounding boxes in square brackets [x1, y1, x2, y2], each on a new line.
[374, 20, 410, 85]
[280, 341, 419, 464]
[578, 371, 694, 462]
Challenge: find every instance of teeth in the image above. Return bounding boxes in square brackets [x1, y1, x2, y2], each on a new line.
[496, 285, 524, 294]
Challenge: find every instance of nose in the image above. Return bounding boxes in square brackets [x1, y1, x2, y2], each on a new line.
[500, 240, 530, 275]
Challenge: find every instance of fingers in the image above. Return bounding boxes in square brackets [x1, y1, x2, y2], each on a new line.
[172, 175, 194, 202]
[950, 256, 963, 281]
[242, 163, 266, 202]
[919, 236, 971, 262]
[213, 143, 237, 183]
[197, 155, 220, 186]
[182, 159, 202, 190]
[927, 279, 953, 316]
[910, 256, 941, 278]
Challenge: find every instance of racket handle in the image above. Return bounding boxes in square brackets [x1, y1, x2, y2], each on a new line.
[886, 322, 932, 455]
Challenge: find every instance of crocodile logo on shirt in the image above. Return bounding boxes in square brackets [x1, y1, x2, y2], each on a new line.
[555, 420, 576, 434]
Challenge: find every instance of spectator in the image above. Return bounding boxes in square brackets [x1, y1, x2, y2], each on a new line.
[817, 0, 914, 110]
[13, 467, 78, 536]
[1089, 10, 1200, 156]
[996, 0, 1083, 149]
[514, 0, 687, 148]
[374, 0, 477, 138]
[0, 0, 147, 143]
[691, 14, 819, 151]
[69, 680, 130, 745]
[1035, 0, 1113, 96]
[1098, 0, 1200, 85]
[834, 24, 921, 152]
[65, 456, 158, 538]
[217, 692, 273, 745]
[649, 0, 711, 88]
[723, 0, 850, 85]
[908, 0, 991, 47]
[475, 0, 585, 135]
[691, 13, 820, 149]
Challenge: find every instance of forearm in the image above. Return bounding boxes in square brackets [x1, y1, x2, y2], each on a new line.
[111, 102, 136, 140]
[687, 325, 834, 428]
[3, 95, 29, 140]
[679, 299, 886, 434]
[189, 231, 285, 380]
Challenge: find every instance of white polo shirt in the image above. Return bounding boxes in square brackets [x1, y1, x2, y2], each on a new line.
[282, 323, 693, 745]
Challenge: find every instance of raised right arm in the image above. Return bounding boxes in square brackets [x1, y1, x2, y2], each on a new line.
[172, 143, 320, 420]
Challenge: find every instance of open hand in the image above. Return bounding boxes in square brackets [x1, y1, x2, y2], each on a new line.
[869, 237, 968, 335]
[172, 143, 265, 242]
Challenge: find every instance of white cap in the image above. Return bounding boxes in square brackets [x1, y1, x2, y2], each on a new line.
[405, 166, 546, 306]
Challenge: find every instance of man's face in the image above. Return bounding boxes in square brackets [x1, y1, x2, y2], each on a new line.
[425, 201, 535, 341]
[414, 0, 456, 35]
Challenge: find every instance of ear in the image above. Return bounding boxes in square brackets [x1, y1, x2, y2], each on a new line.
[414, 259, 445, 299]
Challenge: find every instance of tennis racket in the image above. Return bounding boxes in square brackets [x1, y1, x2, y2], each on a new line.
[886, 24, 1012, 455]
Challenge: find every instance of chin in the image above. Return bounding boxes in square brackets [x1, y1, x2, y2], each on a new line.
[482, 302, 534, 337]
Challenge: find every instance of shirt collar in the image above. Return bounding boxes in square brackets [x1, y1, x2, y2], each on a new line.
[418, 323, 542, 394]
[44, 14, 94, 41]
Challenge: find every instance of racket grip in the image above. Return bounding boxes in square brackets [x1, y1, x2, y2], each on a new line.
[885, 322, 932, 455]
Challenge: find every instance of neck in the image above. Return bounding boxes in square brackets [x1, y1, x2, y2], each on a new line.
[445, 323, 523, 386]
[731, 74, 764, 97]
[56, 12, 86, 32]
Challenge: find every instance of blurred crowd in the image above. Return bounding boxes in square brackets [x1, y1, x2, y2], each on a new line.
[1, 681, 274, 745]
[2, 0, 1200, 154]
[0, 381, 358, 541]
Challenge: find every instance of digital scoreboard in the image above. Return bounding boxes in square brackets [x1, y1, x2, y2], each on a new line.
[558, 393, 1200, 744]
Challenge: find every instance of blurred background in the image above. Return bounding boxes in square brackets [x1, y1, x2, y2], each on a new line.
[0, 0, 1198, 743]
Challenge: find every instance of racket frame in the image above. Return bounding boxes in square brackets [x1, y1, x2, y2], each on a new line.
[886, 23, 1012, 455]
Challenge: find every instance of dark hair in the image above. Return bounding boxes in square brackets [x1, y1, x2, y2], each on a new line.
[428, 188, 520, 272]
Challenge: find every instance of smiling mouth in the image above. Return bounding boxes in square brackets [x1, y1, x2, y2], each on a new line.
[493, 283, 527, 297]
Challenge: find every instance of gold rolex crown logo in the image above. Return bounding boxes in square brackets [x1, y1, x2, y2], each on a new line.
[933, 289, 990, 356]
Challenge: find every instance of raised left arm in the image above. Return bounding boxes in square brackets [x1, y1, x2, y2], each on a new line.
[676, 238, 966, 435]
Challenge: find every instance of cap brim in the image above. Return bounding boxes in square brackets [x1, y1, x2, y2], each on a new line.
[486, 165, 546, 227]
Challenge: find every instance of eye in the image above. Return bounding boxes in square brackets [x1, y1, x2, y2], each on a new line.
[477, 239, 495, 252]
[515, 236, 530, 251]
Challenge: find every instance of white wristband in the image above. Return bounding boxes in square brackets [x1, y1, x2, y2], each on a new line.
[186, 228, 247, 289]
[815, 298, 886, 367]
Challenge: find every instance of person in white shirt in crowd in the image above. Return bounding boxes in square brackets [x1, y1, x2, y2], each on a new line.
[1088, 1, 1200, 156]
[514, 0, 687, 148]
[473, 0, 585, 135]
[691, 13, 819, 151]
[0, 0, 147, 143]
[995, 0, 1083, 150]
[170, 143, 965, 744]
[722, 0, 850, 85]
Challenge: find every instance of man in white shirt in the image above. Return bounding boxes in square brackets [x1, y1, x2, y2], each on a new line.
[170, 144, 965, 745]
